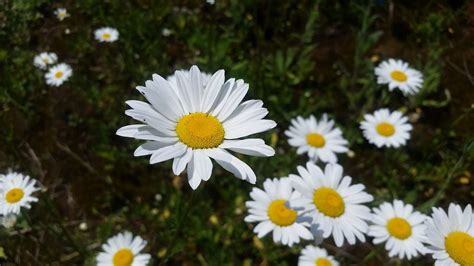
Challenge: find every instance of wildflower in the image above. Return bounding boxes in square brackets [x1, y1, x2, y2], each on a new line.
[0, 172, 39, 216]
[375, 59, 423, 95]
[298, 245, 339, 266]
[54, 8, 69, 21]
[45, 63, 72, 87]
[96, 231, 151, 266]
[94, 27, 119, 42]
[33, 52, 57, 70]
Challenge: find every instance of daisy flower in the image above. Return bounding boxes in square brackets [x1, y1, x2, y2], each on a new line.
[285, 114, 348, 163]
[33, 52, 58, 70]
[244, 178, 313, 247]
[360, 108, 412, 148]
[298, 245, 339, 266]
[45, 63, 72, 87]
[375, 58, 423, 95]
[117, 66, 276, 189]
[289, 162, 374, 247]
[95, 27, 119, 43]
[54, 8, 69, 21]
[96, 231, 151, 266]
[368, 200, 428, 260]
[0, 172, 39, 216]
[424, 203, 474, 266]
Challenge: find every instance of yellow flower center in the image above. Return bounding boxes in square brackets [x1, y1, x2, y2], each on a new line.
[386, 217, 412, 240]
[113, 248, 134, 266]
[306, 133, 326, 148]
[445, 231, 474, 266]
[315, 258, 332, 266]
[102, 33, 111, 39]
[390, 70, 408, 82]
[313, 187, 345, 218]
[5, 188, 24, 203]
[55, 71, 64, 78]
[176, 112, 225, 149]
[267, 199, 297, 226]
[376, 122, 395, 137]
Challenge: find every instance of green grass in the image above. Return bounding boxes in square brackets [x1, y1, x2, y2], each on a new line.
[0, 0, 473, 265]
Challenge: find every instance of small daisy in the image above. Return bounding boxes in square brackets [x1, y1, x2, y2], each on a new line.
[375, 59, 423, 95]
[0, 214, 17, 228]
[117, 66, 276, 189]
[285, 114, 348, 163]
[54, 8, 69, 21]
[33, 52, 58, 70]
[95, 27, 119, 43]
[298, 245, 339, 266]
[360, 108, 412, 148]
[424, 203, 474, 266]
[244, 178, 313, 247]
[96, 231, 151, 266]
[289, 162, 374, 247]
[45, 63, 72, 87]
[0, 172, 39, 216]
[368, 200, 428, 260]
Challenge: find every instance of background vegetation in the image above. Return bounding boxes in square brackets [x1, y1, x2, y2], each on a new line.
[0, 0, 473, 265]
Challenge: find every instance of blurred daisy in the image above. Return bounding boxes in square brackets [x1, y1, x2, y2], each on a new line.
[45, 63, 72, 87]
[244, 178, 313, 246]
[0, 172, 39, 216]
[166, 69, 212, 90]
[54, 8, 69, 21]
[290, 162, 373, 247]
[97, 231, 151, 266]
[298, 245, 339, 266]
[0, 214, 17, 228]
[33, 52, 58, 70]
[375, 59, 423, 95]
[368, 200, 428, 260]
[285, 114, 348, 163]
[95, 27, 119, 43]
[117, 66, 276, 189]
[424, 204, 474, 266]
[360, 108, 412, 148]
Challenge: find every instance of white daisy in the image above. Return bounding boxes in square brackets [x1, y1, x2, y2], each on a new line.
[360, 108, 412, 148]
[45, 63, 72, 87]
[368, 200, 428, 260]
[298, 245, 339, 266]
[424, 203, 474, 266]
[166, 69, 212, 90]
[117, 65, 276, 189]
[289, 162, 374, 247]
[33, 52, 58, 70]
[54, 8, 69, 21]
[0, 214, 17, 228]
[0, 172, 39, 216]
[95, 27, 119, 43]
[375, 58, 423, 95]
[96, 231, 151, 266]
[285, 114, 348, 163]
[244, 178, 313, 247]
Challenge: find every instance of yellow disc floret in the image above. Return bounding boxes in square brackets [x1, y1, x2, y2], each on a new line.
[5, 188, 24, 203]
[267, 199, 297, 226]
[445, 231, 474, 266]
[386, 217, 412, 240]
[176, 112, 225, 149]
[315, 258, 332, 266]
[102, 33, 111, 40]
[390, 70, 408, 82]
[376, 122, 395, 137]
[306, 133, 326, 148]
[55, 71, 64, 78]
[113, 248, 134, 266]
[313, 187, 345, 218]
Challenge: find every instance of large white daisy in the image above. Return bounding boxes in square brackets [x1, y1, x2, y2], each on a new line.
[0, 172, 39, 216]
[285, 114, 348, 163]
[96, 231, 151, 266]
[33, 52, 58, 70]
[424, 203, 474, 266]
[298, 245, 339, 266]
[360, 108, 412, 148]
[368, 200, 428, 260]
[244, 178, 313, 247]
[45, 63, 72, 87]
[95, 27, 119, 43]
[375, 58, 423, 95]
[289, 162, 374, 247]
[117, 66, 276, 189]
